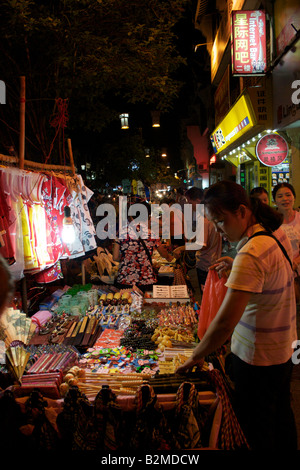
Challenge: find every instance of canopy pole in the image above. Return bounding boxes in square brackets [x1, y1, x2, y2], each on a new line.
[19, 76, 26, 170]
[67, 138, 76, 176]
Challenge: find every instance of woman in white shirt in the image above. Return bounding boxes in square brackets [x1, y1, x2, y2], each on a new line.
[272, 183, 300, 273]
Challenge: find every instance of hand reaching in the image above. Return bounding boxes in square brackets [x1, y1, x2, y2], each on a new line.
[209, 256, 233, 277]
[175, 356, 204, 375]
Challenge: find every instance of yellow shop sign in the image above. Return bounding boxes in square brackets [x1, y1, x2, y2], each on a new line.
[210, 93, 256, 153]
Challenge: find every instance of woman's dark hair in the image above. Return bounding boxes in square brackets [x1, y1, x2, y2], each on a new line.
[272, 182, 296, 201]
[128, 200, 151, 221]
[250, 187, 269, 197]
[185, 186, 204, 201]
[204, 180, 283, 232]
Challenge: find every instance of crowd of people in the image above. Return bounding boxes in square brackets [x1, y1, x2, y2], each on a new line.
[95, 181, 300, 450]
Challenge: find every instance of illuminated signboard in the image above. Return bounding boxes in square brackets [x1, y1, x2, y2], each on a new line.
[256, 133, 289, 167]
[231, 10, 267, 76]
[210, 93, 256, 154]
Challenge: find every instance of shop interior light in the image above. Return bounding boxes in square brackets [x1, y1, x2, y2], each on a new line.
[62, 206, 75, 243]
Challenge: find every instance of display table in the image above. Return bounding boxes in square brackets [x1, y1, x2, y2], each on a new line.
[0, 281, 249, 451]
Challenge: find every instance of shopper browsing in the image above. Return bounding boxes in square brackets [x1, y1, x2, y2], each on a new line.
[173, 187, 222, 292]
[250, 186, 269, 205]
[176, 180, 298, 450]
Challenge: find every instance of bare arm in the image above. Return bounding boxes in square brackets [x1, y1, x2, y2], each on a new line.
[176, 288, 252, 373]
[157, 243, 176, 262]
[112, 241, 121, 262]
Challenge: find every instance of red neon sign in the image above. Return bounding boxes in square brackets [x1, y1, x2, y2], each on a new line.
[231, 10, 267, 76]
[210, 154, 216, 164]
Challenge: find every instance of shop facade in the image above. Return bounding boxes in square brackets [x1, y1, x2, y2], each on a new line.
[200, 0, 299, 204]
[272, 0, 300, 207]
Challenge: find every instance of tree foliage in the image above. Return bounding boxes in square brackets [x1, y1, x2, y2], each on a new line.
[0, 0, 189, 163]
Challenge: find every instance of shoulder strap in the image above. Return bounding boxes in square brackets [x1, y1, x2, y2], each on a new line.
[138, 238, 153, 266]
[247, 231, 293, 271]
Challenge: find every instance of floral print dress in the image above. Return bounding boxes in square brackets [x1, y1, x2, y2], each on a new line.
[116, 222, 161, 287]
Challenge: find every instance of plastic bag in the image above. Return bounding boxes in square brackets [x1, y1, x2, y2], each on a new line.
[197, 269, 228, 339]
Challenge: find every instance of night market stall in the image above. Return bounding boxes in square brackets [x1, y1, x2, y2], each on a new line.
[0, 78, 248, 452]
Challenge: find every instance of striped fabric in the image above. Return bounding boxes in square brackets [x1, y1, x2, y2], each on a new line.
[226, 224, 297, 366]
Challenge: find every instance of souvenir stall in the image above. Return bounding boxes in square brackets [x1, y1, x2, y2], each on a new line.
[0, 78, 248, 452]
[0, 78, 97, 312]
[0, 255, 249, 451]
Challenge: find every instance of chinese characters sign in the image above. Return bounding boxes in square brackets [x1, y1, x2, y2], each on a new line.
[231, 10, 267, 75]
[256, 134, 289, 167]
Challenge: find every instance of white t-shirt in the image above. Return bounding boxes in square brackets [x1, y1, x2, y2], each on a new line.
[195, 217, 222, 271]
[281, 211, 300, 272]
[226, 224, 297, 366]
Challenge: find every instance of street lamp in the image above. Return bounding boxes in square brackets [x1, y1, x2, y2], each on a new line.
[151, 110, 161, 128]
[119, 113, 129, 129]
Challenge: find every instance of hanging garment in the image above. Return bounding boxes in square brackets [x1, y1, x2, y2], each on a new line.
[64, 174, 97, 258]
[93, 386, 122, 451]
[23, 389, 59, 450]
[173, 382, 204, 449]
[1, 168, 25, 280]
[0, 172, 15, 264]
[130, 384, 179, 451]
[56, 385, 92, 450]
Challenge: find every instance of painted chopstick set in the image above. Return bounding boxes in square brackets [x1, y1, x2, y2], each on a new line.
[17, 345, 79, 399]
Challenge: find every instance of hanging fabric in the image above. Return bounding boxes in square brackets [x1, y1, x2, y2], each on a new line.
[173, 382, 203, 449]
[130, 383, 179, 451]
[0, 165, 96, 282]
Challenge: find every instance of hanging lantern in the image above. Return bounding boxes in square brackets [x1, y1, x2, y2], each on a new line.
[145, 148, 150, 158]
[151, 110, 160, 127]
[161, 147, 167, 157]
[119, 113, 129, 129]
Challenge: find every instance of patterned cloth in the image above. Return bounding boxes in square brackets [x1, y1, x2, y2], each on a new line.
[116, 222, 161, 287]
